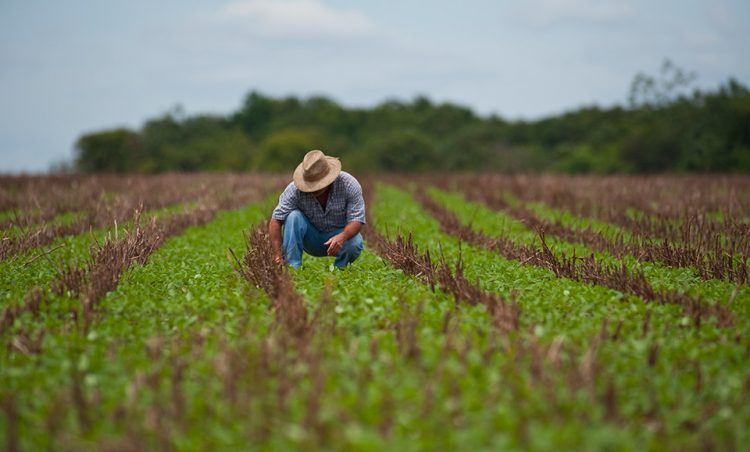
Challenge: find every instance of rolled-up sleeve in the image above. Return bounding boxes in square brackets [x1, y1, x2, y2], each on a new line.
[271, 183, 298, 222]
[345, 178, 366, 224]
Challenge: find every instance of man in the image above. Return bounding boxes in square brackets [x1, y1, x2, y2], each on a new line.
[269, 150, 365, 269]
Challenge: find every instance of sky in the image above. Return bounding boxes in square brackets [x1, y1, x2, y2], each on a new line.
[1, 0, 749, 173]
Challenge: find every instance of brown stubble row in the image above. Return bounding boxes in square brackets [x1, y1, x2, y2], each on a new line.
[0, 173, 278, 261]
[0, 177, 277, 351]
[234, 182, 521, 338]
[2, 174, 195, 227]
[236, 225, 313, 342]
[360, 181, 520, 334]
[0, 205, 227, 445]
[231, 223, 360, 444]
[411, 186, 735, 330]
[3, 179, 714, 448]
[0, 178, 280, 450]
[77, 291, 612, 448]
[425, 173, 750, 252]
[442, 173, 750, 222]
[359, 181, 635, 430]
[230, 182, 608, 435]
[407, 174, 750, 285]
[2, 302, 727, 447]
[0, 178, 276, 448]
[0, 173, 273, 222]
[357, 181, 698, 440]
[212, 183, 625, 448]
[80, 221, 334, 448]
[487, 196, 749, 286]
[368, 180, 747, 441]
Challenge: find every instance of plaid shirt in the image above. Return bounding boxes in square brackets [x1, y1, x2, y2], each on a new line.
[271, 171, 366, 232]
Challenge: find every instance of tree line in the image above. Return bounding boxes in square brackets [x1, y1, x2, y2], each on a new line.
[74, 63, 750, 173]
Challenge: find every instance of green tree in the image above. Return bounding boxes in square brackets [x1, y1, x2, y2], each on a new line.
[628, 59, 697, 108]
[619, 123, 681, 172]
[162, 126, 254, 171]
[233, 91, 277, 139]
[74, 128, 140, 172]
[71, 75, 750, 175]
[253, 128, 326, 171]
[362, 129, 438, 172]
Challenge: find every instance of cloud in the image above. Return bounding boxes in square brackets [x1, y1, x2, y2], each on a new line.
[204, 0, 380, 39]
[516, 0, 635, 27]
[683, 31, 721, 48]
[178, 0, 425, 86]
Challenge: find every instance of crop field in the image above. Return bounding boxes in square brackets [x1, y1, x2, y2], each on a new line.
[1, 173, 749, 450]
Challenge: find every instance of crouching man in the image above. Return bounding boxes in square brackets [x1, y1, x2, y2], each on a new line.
[269, 150, 365, 269]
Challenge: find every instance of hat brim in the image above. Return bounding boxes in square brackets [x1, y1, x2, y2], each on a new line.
[293, 157, 341, 192]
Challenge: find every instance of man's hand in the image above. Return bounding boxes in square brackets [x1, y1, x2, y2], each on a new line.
[325, 222, 362, 257]
[324, 233, 346, 256]
[273, 253, 284, 265]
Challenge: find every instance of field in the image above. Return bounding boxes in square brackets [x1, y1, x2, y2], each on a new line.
[1, 173, 749, 450]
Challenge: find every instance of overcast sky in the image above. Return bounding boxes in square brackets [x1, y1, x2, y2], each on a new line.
[1, 0, 749, 173]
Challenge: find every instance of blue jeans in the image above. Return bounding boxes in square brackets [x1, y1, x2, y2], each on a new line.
[283, 210, 364, 269]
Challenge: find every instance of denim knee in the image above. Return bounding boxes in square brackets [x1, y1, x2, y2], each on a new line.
[341, 233, 364, 256]
[285, 209, 306, 225]
[348, 234, 364, 252]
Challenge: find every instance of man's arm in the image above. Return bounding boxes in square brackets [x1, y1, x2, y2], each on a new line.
[269, 183, 298, 264]
[323, 221, 363, 256]
[269, 218, 284, 264]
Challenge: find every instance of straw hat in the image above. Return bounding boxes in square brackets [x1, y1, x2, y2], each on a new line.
[293, 150, 342, 192]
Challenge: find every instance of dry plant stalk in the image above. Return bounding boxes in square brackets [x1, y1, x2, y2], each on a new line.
[412, 186, 735, 329]
[237, 224, 312, 341]
[361, 181, 520, 334]
[402, 174, 750, 284]
[1, 173, 283, 261]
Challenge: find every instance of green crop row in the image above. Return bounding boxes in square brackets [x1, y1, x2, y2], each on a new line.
[502, 191, 642, 243]
[372, 184, 750, 448]
[2, 184, 748, 450]
[428, 186, 750, 321]
[0, 202, 193, 305]
[280, 250, 624, 449]
[504, 188, 747, 255]
[0, 197, 275, 449]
